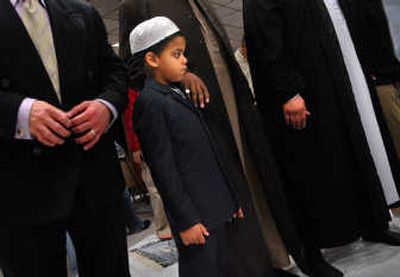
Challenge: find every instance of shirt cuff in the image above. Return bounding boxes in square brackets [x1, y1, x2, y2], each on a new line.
[97, 99, 118, 132]
[15, 98, 35, 140]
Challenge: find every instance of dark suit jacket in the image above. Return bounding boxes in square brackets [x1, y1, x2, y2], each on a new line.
[339, 0, 400, 84]
[134, 79, 238, 232]
[0, 0, 128, 224]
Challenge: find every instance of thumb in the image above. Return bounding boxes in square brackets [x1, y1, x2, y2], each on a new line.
[200, 224, 209, 237]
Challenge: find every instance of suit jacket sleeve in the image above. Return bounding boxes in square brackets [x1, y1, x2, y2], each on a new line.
[244, 0, 305, 105]
[90, 6, 128, 113]
[134, 96, 202, 231]
[0, 88, 25, 140]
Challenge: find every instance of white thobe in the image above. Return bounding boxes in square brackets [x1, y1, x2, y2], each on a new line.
[323, 0, 400, 205]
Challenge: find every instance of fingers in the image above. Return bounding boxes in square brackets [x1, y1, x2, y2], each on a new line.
[71, 121, 91, 134]
[284, 109, 311, 130]
[70, 109, 91, 128]
[74, 129, 99, 151]
[45, 118, 72, 139]
[190, 82, 199, 107]
[200, 224, 210, 237]
[67, 101, 89, 119]
[180, 224, 208, 246]
[33, 124, 65, 147]
[30, 101, 72, 147]
[68, 100, 111, 150]
[236, 208, 245, 218]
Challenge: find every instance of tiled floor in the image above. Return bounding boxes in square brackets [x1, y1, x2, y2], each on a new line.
[128, 217, 400, 277]
[1, 216, 400, 277]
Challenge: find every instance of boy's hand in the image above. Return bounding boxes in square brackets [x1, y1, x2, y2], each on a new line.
[179, 223, 209, 246]
[234, 208, 245, 219]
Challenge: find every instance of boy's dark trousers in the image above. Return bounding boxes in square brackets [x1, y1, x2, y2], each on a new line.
[176, 220, 238, 277]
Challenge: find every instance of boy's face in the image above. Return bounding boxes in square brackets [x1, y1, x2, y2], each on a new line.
[151, 36, 188, 85]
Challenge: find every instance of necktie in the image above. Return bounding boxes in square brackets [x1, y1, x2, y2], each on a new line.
[19, 0, 61, 102]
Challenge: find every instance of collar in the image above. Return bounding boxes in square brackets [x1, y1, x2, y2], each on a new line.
[10, 0, 46, 8]
[144, 78, 178, 95]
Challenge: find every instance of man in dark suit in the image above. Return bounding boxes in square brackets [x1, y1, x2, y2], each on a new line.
[0, 0, 129, 277]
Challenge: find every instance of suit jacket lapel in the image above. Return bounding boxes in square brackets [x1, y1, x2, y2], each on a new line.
[0, 0, 59, 105]
[148, 80, 199, 114]
[169, 89, 200, 114]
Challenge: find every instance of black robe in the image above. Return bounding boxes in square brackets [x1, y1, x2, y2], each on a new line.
[119, 0, 310, 275]
[339, 0, 400, 85]
[244, 0, 400, 248]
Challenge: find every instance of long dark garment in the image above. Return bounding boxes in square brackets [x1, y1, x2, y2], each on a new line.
[244, 0, 400, 248]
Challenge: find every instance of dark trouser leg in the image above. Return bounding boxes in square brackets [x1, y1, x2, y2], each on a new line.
[0, 221, 67, 277]
[122, 187, 144, 231]
[68, 199, 130, 277]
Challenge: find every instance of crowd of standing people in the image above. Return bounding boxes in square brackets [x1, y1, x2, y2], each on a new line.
[1, 0, 400, 277]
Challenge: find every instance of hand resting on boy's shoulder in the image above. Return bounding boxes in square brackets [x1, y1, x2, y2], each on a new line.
[181, 72, 210, 109]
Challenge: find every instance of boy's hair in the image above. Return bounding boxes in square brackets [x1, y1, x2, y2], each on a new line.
[127, 32, 183, 91]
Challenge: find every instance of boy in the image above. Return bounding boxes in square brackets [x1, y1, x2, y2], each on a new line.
[131, 17, 244, 277]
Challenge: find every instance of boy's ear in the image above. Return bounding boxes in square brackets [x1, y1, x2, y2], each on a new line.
[144, 52, 159, 68]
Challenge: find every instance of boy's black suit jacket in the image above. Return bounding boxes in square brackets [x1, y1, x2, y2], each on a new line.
[120, 0, 308, 274]
[134, 79, 238, 232]
[0, 0, 127, 224]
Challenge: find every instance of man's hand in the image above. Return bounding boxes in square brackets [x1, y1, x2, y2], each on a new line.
[179, 223, 209, 246]
[67, 100, 111, 151]
[181, 72, 210, 108]
[29, 100, 72, 147]
[283, 95, 311, 130]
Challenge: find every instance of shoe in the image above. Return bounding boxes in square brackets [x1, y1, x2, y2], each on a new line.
[363, 229, 400, 246]
[127, 219, 151, 235]
[296, 247, 343, 277]
[273, 268, 299, 277]
[309, 260, 343, 277]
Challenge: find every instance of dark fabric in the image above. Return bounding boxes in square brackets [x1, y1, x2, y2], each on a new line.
[0, 199, 130, 277]
[338, 0, 400, 84]
[176, 221, 237, 277]
[244, 0, 395, 248]
[68, 199, 130, 277]
[134, 79, 238, 232]
[0, 221, 67, 277]
[0, 0, 128, 224]
[120, 0, 305, 273]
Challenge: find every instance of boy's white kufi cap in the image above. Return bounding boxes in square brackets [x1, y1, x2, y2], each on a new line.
[130, 16, 180, 55]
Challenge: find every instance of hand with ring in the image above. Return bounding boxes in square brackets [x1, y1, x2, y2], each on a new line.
[67, 100, 111, 151]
